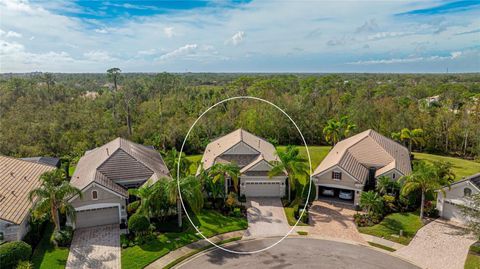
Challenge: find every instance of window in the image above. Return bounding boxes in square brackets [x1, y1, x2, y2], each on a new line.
[92, 190, 98, 200]
[332, 171, 342, 180]
[392, 173, 396, 179]
[464, 188, 472, 197]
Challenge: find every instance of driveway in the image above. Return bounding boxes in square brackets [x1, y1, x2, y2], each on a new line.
[66, 224, 121, 269]
[176, 237, 420, 269]
[395, 219, 476, 269]
[309, 201, 366, 244]
[243, 198, 290, 239]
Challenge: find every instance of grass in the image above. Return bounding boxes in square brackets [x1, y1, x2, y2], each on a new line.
[465, 243, 480, 269]
[121, 209, 247, 269]
[358, 212, 423, 245]
[276, 145, 331, 169]
[284, 207, 308, 226]
[296, 231, 308, 235]
[31, 225, 69, 269]
[367, 242, 396, 252]
[163, 237, 242, 269]
[413, 152, 480, 180]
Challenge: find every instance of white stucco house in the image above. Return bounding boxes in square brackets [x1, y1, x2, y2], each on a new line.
[312, 129, 412, 206]
[0, 156, 55, 242]
[198, 129, 287, 197]
[436, 173, 480, 224]
[67, 138, 171, 229]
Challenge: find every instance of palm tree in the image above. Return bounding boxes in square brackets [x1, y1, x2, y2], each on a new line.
[29, 170, 82, 231]
[360, 191, 384, 214]
[401, 161, 453, 219]
[399, 128, 425, 152]
[208, 163, 240, 195]
[166, 175, 203, 227]
[376, 176, 401, 195]
[163, 148, 192, 177]
[339, 116, 356, 138]
[269, 145, 309, 202]
[323, 119, 341, 146]
[128, 180, 161, 218]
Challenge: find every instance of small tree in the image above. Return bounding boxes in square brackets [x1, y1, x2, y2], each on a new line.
[360, 191, 384, 215]
[128, 214, 150, 236]
[460, 193, 480, 239]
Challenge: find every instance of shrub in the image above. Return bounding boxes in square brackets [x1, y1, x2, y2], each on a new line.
[229, 207, 243, 218]
[23, 219, 47, 248]
[297, 231, 308, 235]
[51, 226, 73, 247]
[424, 201, 439, 218]
[383, 195, 397, 213]
[16, 261, 33, 269]
[127, 201, 140, 215]
[354, 213, 382, 227]
[128, 214, 150, 235]
[239, 195, 247, 203]
[0, 241, 32, 269]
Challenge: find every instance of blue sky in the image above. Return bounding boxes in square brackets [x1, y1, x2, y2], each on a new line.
[0, 0, 479, 72]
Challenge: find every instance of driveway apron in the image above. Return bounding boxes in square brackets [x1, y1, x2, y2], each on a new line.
[243, 197, 290, 239]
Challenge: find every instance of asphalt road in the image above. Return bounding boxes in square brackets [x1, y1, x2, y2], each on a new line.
[176, 238, 420, 269]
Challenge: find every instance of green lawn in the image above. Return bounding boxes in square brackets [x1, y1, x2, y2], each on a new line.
[358, 212, 423, 245]
[284, 207, 308, 226]
[276, 145, 331, 169]
[31, 225, 69, 269]
[121, 209, 247, 269]
[465, 243, 480, 269]
[367, 242, 396, 252]
[413, 152, 480, 180]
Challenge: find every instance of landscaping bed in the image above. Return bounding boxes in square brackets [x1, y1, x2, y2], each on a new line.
[358, 212, 423, 245]
[121, 209, 247, 269]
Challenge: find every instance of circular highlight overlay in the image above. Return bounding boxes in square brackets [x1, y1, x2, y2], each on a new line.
[177, 96, 313, 254]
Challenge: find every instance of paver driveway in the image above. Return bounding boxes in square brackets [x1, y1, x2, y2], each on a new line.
[309, 200, 366, 244]
[66, 224, 120, 269]
[395, 219, 476, 269]
[243, 197, 290, 239]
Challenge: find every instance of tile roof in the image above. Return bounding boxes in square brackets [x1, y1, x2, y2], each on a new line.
[70, 138, 171, 197]
[313, 129, 412, 184]
[21, 156, 60, 167]
[0, 156, 55, 224]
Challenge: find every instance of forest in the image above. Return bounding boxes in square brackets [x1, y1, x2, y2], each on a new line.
[0, 72, 479, 163]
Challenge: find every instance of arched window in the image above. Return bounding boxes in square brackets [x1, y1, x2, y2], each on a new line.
[92, 190, 98, 200]
[464, 188, 472, 197]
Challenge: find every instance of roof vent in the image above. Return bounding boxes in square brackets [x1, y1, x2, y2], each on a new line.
[106, 148, 110, 156]
[24, 176, 29, 181]
[10, 171, 15, 177]
[11, 190, 16, 197]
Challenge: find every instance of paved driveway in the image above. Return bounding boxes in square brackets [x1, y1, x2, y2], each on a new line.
[309, 201, 366, 244]
[243, 198, 290, 239]
[395, 219, 476, 269]
[66, 224, 121, 269]
[176, 238, 420, 269]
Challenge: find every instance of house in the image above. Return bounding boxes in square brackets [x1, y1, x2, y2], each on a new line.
[436, 173, 480, 223]
[198, 129, 287, 197]
[0, 156, 55, 242]
[67, 138, 170, 229]
[312, 129, 412, 206]
[20, 156, 61, 168]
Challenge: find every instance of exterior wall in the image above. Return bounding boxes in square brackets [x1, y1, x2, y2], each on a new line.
[69, 183, 127, 228]
[313, 166, 363, 206]
[239, 176, 287, 197]
[223, 142, 259, 155]
[377, 169, 403, 181]
[436, 181, 479, 223]
[0, 217, 29, 242]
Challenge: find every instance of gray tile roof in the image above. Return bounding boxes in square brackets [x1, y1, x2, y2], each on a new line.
[21, 156, 60, 168]
[70, 138, 171, 197]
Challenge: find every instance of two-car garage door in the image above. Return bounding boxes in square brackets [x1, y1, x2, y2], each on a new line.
[243, 181, 282, 197]
[75, 206, 119, 229]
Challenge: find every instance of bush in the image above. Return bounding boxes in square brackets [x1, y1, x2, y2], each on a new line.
[16, 261, 33, 269]
[23, 219, 47, 248]
[229, 207, 243, 218]
[383, 195, 397, 213]
[51, 226, 73, 247]
[0, 241, 32, 269]
[127, 201, 140, 215]
[128, 214, 150, 235]
[238, 195, 247, 203]
[354, 213, 382, 227]
[424, 201, 439, 218]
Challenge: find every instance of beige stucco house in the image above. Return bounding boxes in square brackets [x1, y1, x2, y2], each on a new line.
[198, 129, 287, 197]
[312, 129, 412, 205]
[436, 173, 480, 223]
[0, 156, 55, 242]
[67, 138, 170, 229]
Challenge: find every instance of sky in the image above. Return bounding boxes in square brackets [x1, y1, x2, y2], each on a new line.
[0, 0, 479, 73]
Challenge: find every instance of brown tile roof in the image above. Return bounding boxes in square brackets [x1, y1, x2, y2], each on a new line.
[0, 156, 55, 224]
[313, 129, 411, 184]
[70, 138, 171, 197]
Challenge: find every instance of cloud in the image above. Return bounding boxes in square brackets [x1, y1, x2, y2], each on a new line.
[164, 27, 175, 38]
[367, 31, 411, 40]
[138, 49, 158, 56]
[348, 51, 465, 65]
[83, 50, 114, 61]
[226, 31, 245, 46]
[94, 28, 108, 34]
[356, 19, 379, 33]
[158, 44, 198, 60]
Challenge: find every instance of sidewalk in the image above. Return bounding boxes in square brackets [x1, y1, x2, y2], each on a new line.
[361, 233, 405, 250]
[145, 230, 245, 269]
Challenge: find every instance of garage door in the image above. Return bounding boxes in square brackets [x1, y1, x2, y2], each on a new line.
[243, 181, 281, 197]
[442, 202, 467, 223]
[75, 206, 119, 229]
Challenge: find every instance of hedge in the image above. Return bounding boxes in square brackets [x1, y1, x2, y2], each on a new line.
[0, 241, 32, 269]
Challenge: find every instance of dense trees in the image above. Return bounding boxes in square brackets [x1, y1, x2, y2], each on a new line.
[0, 73, 479, 162]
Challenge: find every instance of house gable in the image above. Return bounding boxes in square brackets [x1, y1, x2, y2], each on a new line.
[97, 149, 153, 185]
[313, 165, 362, 190]
[223, 141, 259, 155]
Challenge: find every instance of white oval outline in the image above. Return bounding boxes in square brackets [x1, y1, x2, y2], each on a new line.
[177, 96, 312, 254]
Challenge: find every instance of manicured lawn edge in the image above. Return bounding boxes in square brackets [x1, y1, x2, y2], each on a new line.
[31, 224, 69, 269]
[163, 237, 242, 269]
[367, 242, 396, 252]
[465, 243, 480, 269]
[284, 207, 308, 226]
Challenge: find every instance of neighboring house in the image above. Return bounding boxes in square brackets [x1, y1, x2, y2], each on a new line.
[436, 173, 480, 224]
[21, 156, 61, 168]
[312, 129, 412, 205]
[67, 138, 170, 229]
[0, 156, 55, 242]
[198, 129, 287, 197]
